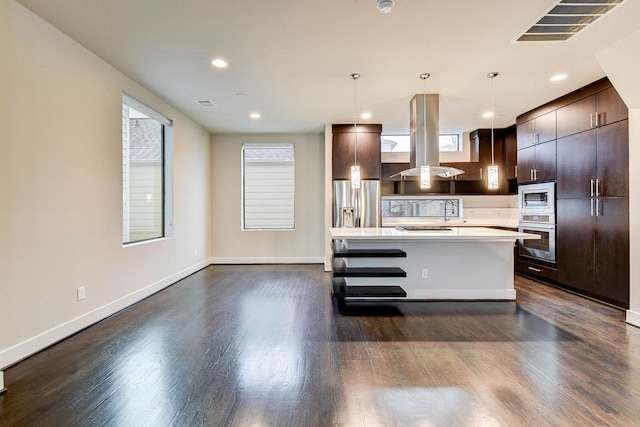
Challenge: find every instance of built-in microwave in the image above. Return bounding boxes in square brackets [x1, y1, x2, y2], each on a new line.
[518, 182, 555, 225]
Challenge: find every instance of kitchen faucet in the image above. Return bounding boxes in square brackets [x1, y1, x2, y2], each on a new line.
[442, 199, 458, 223]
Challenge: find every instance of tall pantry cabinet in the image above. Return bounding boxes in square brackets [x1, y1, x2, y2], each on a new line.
[555, 84, 629, 307]
[517, 78, 630, 308]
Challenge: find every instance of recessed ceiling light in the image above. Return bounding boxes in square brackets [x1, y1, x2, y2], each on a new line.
[361, 112, 372, 119]
[483, 112, 494, 118]
[550, 74, 567, 82]
[211, 58, 228, 68]
[249, 113, 261, 119]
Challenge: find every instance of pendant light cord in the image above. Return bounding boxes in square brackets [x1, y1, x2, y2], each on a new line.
[491, 75, 495, 165]
[351, 73, 359, 166]
[423, 76, 427, 166]
[419, 73, 430, 166]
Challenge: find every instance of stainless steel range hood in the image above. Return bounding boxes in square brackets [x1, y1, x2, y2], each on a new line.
[390, 94, 464, 179]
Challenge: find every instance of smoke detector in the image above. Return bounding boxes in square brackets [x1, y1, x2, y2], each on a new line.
[377, 0, 394, 14]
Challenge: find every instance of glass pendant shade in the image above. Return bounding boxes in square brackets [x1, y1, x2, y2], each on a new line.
[420, 165, 431, 189]
[487, 165, 499, 189]
[351, 165, 361, 189]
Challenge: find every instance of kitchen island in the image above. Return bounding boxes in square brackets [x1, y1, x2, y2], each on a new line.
[330, 227, 539, 302]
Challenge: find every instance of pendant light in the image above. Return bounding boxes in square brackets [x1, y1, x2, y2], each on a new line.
[419, 73, 431, 189]
[350, 73, 361, 190]
[487, 72, 499, 190]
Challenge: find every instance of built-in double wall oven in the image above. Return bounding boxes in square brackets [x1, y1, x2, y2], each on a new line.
[518, 182, 556, 263]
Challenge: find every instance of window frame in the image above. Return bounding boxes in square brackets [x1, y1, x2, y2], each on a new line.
[380, 134, 462, 152]
[122, 93, 174, 246]
[438, 134, 461, 152]
[241, 143, 295, 231]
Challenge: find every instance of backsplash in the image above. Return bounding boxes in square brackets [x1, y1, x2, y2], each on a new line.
[382, 197, 462, 218]
[381, 194, 518, 227]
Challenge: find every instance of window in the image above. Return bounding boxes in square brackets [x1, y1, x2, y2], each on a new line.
[381, 134, 462, 152]
[122, 94, 173, 244]
[242, 143, 295, 230]
[438, 134, 461, 152]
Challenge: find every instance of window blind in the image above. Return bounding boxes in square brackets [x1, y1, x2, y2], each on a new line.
[242, 144, 295, 230]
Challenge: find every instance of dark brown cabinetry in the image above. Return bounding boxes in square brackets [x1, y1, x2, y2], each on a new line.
[517, 111, 556, 149]
[504, 131, 517, 180]
[557, 120, 629, 199]
[556, 116, 629, 307]
[332, 124, 382, 180]
[556, 130, 596, 199]
[557, 197, 629, 307]
[557, 87, 628, 139]
[468, 127, 517, 193]
[517, 77, 629, 308]
[596, 120, 629, 198]
[516, 140, 556, 184]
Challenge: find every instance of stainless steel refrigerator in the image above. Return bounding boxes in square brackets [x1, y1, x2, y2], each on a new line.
[333, 180, 381, 228]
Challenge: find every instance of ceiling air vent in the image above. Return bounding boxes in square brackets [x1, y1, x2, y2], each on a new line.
[516, 0, 627, 42]
[196, 100, 217, 108]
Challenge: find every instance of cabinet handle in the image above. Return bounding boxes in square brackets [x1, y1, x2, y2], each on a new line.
[590, 114, 594, 129]
[515, 165, 518, 177]
[531, 134, 535, 145]
[534, 169, 538, 181]
[530, 169, 533, 181]
[590, 179, 595, 197]
[480, 167, 483, 179]
[596, 198, 601, 217]
[590, 198, 595, 217]
[595, 178, 601, 197]
[528, 266, 543, 273]
[595, 111, 600, 127]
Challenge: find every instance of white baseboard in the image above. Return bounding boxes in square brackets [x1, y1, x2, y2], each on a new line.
[0, 371, 5, 394]
[211, 256, 324, 264]
[0, 259, 212, 370]
[626, 309, 640, 328]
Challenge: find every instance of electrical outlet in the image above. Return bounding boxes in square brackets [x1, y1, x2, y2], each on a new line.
[77, 287, 86, 301]
[421, 268, 429, 279]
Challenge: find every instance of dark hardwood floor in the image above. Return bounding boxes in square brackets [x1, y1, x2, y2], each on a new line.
[1, 264, 640, 426]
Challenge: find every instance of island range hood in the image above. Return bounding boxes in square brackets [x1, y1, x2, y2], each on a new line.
[390, 93, 464, 179]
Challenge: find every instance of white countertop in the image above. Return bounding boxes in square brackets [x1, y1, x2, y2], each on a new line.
[381, 217, 519, 228]
[330, 226, 539, 241]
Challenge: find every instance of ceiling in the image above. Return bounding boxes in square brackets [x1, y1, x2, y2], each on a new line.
[16, 0, 640, 135]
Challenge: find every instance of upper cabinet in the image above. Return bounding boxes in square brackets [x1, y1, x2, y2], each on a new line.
[556, 120, 629, 199]
[332, 124, 382, 180]
[516, 140, 556, 184]
[516, 77, 628, 186]
[517, 111, 556, 149]
[556, 86, 628, 139]
[504, 129, 518, 181]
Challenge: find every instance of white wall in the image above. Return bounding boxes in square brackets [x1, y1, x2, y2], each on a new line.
[0, 0, 211, 368]
[210, 133, 325, 263]
[595, 30, 640, 326]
